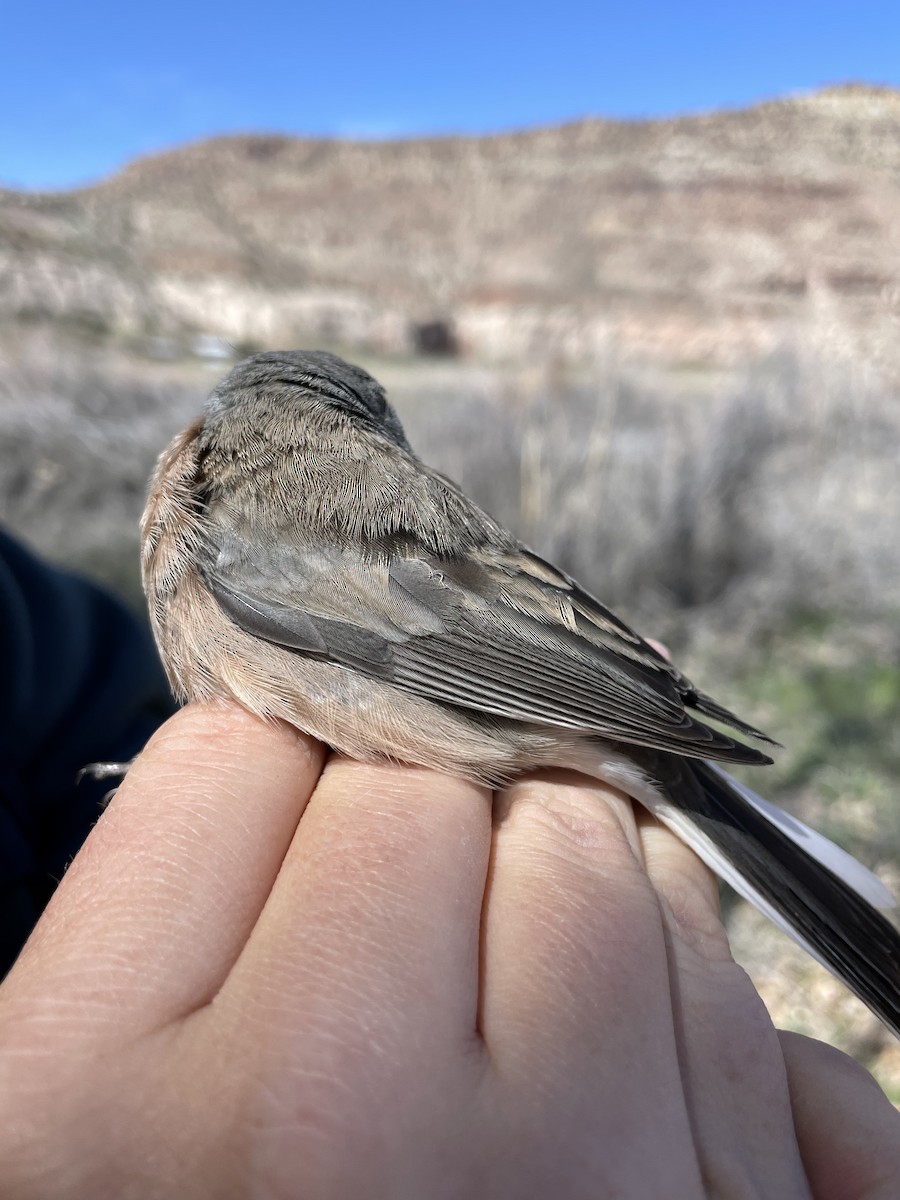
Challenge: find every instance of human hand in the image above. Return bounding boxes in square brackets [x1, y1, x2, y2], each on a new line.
[0, 702, 897, 1199]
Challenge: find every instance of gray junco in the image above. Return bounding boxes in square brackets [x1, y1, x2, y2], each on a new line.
[142, 349, 900, 1036]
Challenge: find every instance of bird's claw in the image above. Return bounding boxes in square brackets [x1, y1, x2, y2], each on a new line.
[76, 760, 134, 784]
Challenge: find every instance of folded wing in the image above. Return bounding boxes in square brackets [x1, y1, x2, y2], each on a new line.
[200, 523, 774, 766]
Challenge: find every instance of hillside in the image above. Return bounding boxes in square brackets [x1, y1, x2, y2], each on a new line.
[2, 84, 900, 371]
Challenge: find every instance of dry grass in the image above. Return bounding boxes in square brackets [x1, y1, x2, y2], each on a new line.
[401, 349, 900, 648]
[2, 333, 899, 631]
[2, 330, 900, 1074]
[0, 336, 206, 599]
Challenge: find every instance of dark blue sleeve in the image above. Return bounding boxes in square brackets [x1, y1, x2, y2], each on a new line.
[0, 530, 175, 977]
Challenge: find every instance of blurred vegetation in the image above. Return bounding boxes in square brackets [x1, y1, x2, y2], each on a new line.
[1, 328, 899, 1088]
[742, 625, 900, 793]
[730, 619, 900, 863]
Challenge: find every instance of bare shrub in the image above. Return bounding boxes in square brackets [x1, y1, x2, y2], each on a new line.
[2, 336, 898, 642]
[0, 339, 206, 603]
[404, 350, 900, 648]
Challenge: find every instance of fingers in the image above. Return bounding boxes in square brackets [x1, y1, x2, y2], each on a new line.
[644, 637, 671, 660]
[479, 771, 813, 1196]
[4, 717, 890, 1197]
[779, 1031, 900, 1200]
[1, 701, 325, 1044]
[7, 702, 884, 1200]
[479, 771, 705, 1194]
[221, 756, 491, 1046]
[0, 722, 495, 1199]
[637, 815, 811, 1196]
[209, 757, 491, 1193]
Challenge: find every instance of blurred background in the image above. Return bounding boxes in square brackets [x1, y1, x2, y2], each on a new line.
[2, 0, 900, 1090]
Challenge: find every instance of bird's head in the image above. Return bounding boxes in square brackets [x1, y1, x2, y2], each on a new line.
[204, 349, 412, 452]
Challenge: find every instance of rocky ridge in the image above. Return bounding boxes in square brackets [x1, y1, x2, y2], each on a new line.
[2, 84, 900, 371]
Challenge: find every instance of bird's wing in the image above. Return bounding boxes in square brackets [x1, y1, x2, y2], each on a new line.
[198, 519, 773, 765]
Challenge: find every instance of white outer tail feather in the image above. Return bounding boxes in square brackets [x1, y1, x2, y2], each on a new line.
[583, 747, 896, 983]
[705, 764, 895, 910]
[646, 766, 896, 986]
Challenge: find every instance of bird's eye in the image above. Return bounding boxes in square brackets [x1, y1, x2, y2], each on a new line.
[365, 385, 387, 417]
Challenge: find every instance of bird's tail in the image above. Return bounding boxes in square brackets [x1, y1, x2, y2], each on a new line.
[644, 756, 900, 1038]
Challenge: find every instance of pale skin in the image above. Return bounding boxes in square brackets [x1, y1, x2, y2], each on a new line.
[0, 703, 898, 1199]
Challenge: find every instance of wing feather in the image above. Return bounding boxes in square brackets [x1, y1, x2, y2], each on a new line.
[199, 526, 774, 766]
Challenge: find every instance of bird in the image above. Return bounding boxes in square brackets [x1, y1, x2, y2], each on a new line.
[141, 348, 900, 1037]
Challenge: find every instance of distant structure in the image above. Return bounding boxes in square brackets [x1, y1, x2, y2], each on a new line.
[410, 319, 459, 357]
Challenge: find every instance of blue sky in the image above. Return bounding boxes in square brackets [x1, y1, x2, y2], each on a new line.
[3, 1, 899, 190]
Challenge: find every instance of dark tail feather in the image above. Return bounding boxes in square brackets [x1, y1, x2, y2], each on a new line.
[690, 688, 781, 749]
[651, 757, 900, 1039]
